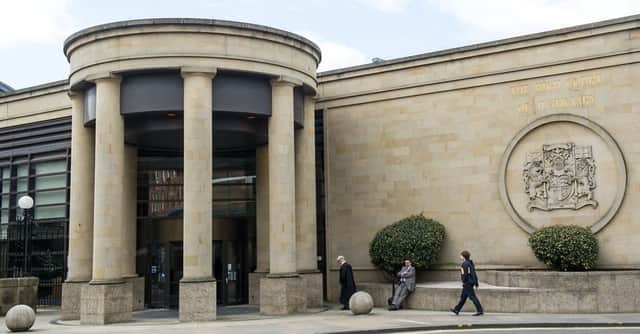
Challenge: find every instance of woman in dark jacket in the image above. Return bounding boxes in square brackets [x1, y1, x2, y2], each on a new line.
[337, 255, 357, 310]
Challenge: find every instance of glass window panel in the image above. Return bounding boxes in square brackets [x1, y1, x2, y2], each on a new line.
[35, 175, 66, 190]
[0, 210, 7, 224]
[17, 179, 28, 192]
[17, 165, 28, 177]
[35, 160, 66, 174]
[2, 167, 9, 179]
[35, 205, 66, 220]
[35, 190, 66, 205]
[1, 195, 9, 209]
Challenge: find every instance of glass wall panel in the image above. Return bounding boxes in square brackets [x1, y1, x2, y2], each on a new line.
[0, 151, 70, 306]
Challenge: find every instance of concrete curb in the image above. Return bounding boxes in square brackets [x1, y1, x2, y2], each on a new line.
[327, 322, 640, 333]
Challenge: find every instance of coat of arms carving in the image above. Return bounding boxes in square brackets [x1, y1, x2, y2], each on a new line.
[523, 142, 597, 211]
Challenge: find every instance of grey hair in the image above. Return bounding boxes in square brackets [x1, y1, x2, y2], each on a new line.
[336, 255, 345, 262]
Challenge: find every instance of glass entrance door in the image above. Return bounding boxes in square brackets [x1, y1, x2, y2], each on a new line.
[214, 240, 246, 305]
[147, 238, 247, 308]
[147, 241, 182, 309]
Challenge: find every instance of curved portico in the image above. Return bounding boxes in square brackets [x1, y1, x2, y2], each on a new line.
[61, 18, 321, 324]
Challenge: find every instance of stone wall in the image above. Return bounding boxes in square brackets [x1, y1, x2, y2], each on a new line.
[317, 16, 640, 301]
[0, 277, 38, 315]
[0, 81, 70, 127]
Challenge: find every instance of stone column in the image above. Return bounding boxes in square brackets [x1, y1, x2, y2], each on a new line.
[295, 94, 323, 307]
[180, 67, 217, 322]
[81, 73, 132, 325]
[61, 91, 94, 320]
[249, 145, 269, 304]
[122, 145, 144, 311]
[260, 76, 306, 315]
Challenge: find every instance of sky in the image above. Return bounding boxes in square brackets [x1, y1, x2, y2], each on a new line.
[2, 0, 640, 89]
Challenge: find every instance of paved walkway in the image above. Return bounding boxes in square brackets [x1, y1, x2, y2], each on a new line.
[5, 306, 640, 334]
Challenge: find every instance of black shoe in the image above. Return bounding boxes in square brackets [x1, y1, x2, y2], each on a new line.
[388, 305, 398, 311]
[450, 308, 459, 315]
[472, 312, 484, 316]
[341, 306, 349, 310]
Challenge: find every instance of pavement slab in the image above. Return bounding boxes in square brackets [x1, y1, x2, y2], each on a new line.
[3, 306, 640, 334]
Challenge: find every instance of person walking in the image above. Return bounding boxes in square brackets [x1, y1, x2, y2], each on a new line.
[450, 250, 483, 316]
[337, 255, 357, 310]
[388, 259, 416, 310]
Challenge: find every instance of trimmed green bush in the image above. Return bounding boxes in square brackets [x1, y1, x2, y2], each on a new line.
[528, 225, 598, 271]
[369, 213, 445, 277]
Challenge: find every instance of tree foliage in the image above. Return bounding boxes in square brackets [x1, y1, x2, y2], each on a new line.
[369, 213, 445, 278]
[529, 224, 598, 271]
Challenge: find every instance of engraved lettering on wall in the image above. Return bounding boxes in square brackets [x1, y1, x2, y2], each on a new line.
[523, 142, 597, 211]
[512, 74, 601, 112]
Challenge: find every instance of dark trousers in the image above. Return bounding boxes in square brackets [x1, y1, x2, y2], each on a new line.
[453, 284, 483, 313]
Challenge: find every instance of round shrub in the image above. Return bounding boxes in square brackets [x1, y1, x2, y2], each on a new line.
[528, 225, 598, 271]
[369, 213, 445, 277]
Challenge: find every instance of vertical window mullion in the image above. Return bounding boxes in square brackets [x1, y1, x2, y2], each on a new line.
[9, 157, 16, 224]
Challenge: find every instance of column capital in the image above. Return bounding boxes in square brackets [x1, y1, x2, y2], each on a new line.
[67, 90, 84, 99]
[271, 75, 303, 87]
[85, 72, 121, 83]
[181, 67, 217, 79]
[303, 92, 318, 100]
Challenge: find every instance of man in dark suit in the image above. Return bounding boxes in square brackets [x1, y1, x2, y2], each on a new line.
[450, 250, 483, 316]
[337, 255, 356, 310]
[388, 259, 416, 310]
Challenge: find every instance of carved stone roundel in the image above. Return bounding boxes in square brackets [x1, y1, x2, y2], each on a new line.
[499, 114, 627, 234]
[523, 142, 598, 212]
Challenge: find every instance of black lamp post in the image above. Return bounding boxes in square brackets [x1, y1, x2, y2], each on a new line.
[18, 195, 34, 276]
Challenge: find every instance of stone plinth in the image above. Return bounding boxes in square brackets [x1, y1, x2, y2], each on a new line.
[260, 275, 306, 315]
[61, 281, 86, 320]
[248, 271, 268, 305]
[359, 270, 640, 313]
[80, 282, 132, 325]
[0, 277, 38, 316]
[299, 271, 323, 308]
[179, 279, 216, 322]
[124, 276, 145, 311]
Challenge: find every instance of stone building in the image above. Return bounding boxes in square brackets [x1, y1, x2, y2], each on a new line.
[0, 15, 639, 323]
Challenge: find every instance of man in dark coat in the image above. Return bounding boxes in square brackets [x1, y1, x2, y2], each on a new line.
[337, 255, 356, 310]
[450, 250, 483, 316]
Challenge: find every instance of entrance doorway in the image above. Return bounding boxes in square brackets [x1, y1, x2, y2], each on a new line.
[147, 238, 248, 307]
[136, 152, 257, 309]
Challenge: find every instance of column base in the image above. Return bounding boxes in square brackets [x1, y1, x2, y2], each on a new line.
[248, 271, 268, 305]
[260, 274, 306, 315]
[80, 281, 132, 325]
[299, 271, 323, 308]
[179, 278, 216, 322]
[61, 281, 88, 320]
[124, 276, 145, 311]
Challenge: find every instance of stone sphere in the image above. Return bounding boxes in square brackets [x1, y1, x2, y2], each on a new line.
[5, 305, 35, 332]
[349, 291, 374, 315]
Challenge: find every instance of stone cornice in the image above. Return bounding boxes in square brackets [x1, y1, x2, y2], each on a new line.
[63, 18, 321, 63]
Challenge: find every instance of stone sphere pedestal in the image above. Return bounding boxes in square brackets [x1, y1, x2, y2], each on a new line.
[5, 304, 35, 332]
[349, 291, 374, 315]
